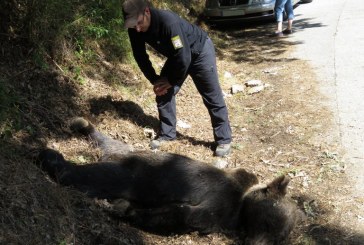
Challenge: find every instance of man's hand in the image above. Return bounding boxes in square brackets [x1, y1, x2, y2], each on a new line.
[153, 77, 172, 96]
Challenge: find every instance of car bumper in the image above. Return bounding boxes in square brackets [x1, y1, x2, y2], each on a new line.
[204, 12, 275, 23]
[205, 3, 274, 16]
[204, 1, 300, 23]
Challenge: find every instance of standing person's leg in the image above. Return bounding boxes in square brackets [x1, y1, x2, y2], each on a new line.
[283, 0, 294, 34]
[151, 86, 181, 149]
[274, 0, 288, 36]
[189, 38, 232, 156]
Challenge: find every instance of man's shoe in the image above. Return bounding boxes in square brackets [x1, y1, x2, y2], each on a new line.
[283, 29, 293, 35]
[215, 143, 231, 157]
[150, 137, 174, 150]
[272, 31, 284, 38]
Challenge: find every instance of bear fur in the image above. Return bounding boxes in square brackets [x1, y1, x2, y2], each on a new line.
[37, 118, 300, 244]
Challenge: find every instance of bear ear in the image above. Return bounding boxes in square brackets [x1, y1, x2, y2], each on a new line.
[70, 117, 95, 136]
[267, 175, 290, 196]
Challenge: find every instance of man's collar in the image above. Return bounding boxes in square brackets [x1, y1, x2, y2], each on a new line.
[147, 7, 159, 35]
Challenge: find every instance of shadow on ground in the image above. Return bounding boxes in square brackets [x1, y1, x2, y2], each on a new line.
[88, 96, 213, 148]
[293, 194, 364, 244]
[208, 14, 326, 65]
[2, 10, 361, 245]
[0, 40, 147, 244]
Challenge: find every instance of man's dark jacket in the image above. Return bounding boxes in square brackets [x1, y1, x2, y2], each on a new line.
[128, 8, 208, 85]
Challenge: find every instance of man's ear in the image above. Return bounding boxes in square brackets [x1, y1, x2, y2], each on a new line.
[144, 7, 150, 16]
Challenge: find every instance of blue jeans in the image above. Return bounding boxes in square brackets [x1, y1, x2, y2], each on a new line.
[274, 0, 294, 22]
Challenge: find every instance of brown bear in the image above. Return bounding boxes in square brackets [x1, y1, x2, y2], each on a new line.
[36, 118, 300, 244]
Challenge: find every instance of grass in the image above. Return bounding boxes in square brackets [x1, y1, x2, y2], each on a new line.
[1, 1, 364, 244]
[0, 79, 21, 139]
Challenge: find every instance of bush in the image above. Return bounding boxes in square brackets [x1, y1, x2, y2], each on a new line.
[0, 0, 131, 66]
[0, 79, 20, 139]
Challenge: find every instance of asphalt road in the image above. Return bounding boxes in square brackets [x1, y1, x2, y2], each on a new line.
[289, 0, 364, 229]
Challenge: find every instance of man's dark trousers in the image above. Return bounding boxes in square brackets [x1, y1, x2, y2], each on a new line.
[156, 38, 232, 145]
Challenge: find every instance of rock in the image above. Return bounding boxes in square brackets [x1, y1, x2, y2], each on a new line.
[245, 79, 263, 87]
[263, 69, 278, 75]
[224, 71, 233, 79]
[143, 128, 156, 139]
[247, 85, 265, 94]
[102, 60, 113, 69]
[223, 91, 233, 98]
[213, 159, 229, 169]
[231, 84, 245, 94]
[177, 120, 191, 129]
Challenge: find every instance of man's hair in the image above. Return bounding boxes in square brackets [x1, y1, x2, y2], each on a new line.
[122, 0, 151, 28]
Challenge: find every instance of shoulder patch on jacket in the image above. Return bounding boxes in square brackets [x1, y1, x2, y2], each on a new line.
[171, 35, 183, 50]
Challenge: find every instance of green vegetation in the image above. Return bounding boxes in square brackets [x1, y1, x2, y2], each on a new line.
[0, 79, 20, 140]
[1, 0, 131, 68]
[1, 0, 204, 72]
[0, 0, 205, 136]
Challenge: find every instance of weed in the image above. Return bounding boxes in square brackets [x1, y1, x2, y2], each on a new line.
[232, 143, 243, 150]
[303, 200, 318, 218]
[32, 48, 49, 70]
[0, 79, 20, 137]
[58, 241, 70, 245]
[86, 25, 109, 39]
[73, 66, 86, 85]
[321, 151, 338, 160]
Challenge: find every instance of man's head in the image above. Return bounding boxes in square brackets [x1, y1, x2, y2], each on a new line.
[122, 0, 151, 32]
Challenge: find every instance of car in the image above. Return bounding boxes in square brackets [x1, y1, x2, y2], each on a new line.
[204, 0, 306, 23]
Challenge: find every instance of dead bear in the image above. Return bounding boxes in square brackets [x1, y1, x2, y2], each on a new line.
[36, 118, 300, 244]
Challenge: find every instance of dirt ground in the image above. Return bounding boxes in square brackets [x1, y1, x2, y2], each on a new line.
[1, 20, 364, 244]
